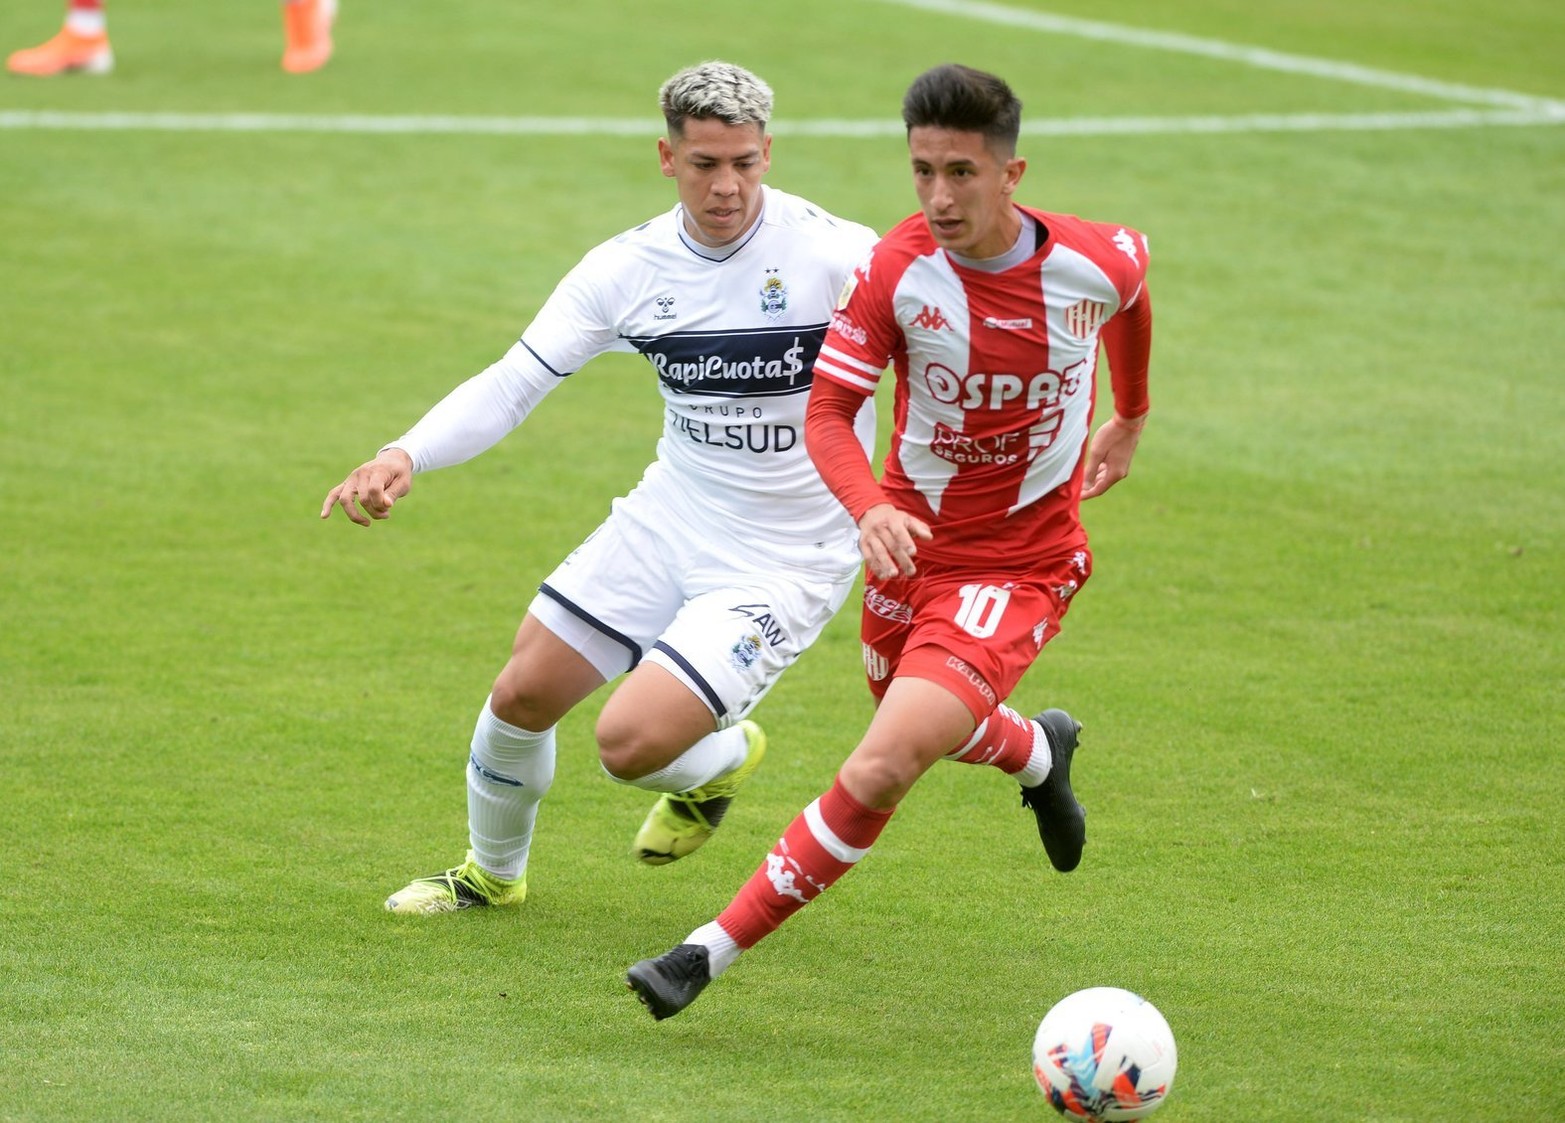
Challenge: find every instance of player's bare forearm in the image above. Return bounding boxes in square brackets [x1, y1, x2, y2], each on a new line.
[1080, 413, 1146, 501]
[320, 448, 414, 527]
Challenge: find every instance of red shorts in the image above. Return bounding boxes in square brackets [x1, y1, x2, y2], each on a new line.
[859, 550, 1092, 722]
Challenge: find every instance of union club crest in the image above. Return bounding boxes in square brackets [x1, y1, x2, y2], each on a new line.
[1064, 299, 1106, 340]
[760, 270, 788, 319]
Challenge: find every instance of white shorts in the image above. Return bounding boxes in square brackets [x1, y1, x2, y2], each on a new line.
[527, 466, 859, 727]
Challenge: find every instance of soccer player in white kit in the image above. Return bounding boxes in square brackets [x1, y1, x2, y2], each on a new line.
[321, 62, 878, 914]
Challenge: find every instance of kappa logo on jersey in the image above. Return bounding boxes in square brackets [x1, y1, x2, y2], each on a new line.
[1112, 228, 1140, 264]
[1064, 300, 1106, 340]
[910, 305, 951, 332]
[631, 325, 828, 398]
[759, 270, 788, 319]
[653, 295, 677, 321]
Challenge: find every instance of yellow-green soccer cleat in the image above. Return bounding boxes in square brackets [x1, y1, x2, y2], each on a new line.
[383, 850, 527, 915]
[633, 720, 767, 865]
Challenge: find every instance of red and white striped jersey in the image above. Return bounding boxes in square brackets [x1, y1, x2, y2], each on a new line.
[813, 206, 1149, 566]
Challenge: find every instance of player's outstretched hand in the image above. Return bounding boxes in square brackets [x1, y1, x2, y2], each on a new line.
[321, 448, 414, 527]
[1080, 414, 1146, 501]
[858, 503, 933, 580]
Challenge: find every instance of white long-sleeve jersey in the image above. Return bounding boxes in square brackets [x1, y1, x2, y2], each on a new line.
[390, 186, 879, 545]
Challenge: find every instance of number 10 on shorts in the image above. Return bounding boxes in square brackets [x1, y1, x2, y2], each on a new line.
[954, 584, 1011, 639]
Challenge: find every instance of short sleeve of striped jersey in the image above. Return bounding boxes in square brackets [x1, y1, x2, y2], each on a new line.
[811, 259, 897, 396]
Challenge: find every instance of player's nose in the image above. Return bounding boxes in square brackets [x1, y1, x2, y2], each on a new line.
[925, 175, 954, 210]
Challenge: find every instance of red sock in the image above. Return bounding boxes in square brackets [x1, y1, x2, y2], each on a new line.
[945, 704, 1035, 774]
[68, 0, 104, 10]
[716, 775, 895, 949]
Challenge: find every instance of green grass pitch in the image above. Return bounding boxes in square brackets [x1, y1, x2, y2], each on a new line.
[2, 1, 1561, 1119]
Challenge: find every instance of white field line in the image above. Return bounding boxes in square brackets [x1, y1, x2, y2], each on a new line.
[3, 5, 1561, 139]
[797, 107, 1565, 137]
[0, 111, 658, 136]
[0, 106, 1561, 138]
[873, 0, 1565, 113]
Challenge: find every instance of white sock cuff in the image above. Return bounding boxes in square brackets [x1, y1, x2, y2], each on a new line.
[607, 724, 746, 792]
[1013, 717, 1052, 789]
[689, 920, 742, 977]
[65, 10, 106, 34]
[474, 696, 554, 762]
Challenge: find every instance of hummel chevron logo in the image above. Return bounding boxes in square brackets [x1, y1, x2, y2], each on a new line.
[910, 305, 951, 331]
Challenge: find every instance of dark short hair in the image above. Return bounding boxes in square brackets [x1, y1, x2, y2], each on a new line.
[901, 64, 1022, 154]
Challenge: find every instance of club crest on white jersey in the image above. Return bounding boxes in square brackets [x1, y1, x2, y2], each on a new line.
[760, 270, 788, 319]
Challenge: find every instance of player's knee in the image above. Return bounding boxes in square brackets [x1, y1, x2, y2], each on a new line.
[595, 716, 669, 782]
[839, 751, 922, 808]
[489, 672, 562, 732]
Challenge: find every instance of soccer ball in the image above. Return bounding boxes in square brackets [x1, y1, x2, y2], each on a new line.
[1032, 987, 1177, 1122]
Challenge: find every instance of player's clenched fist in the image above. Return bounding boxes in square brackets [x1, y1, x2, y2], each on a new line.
[321, 448, 414, 527]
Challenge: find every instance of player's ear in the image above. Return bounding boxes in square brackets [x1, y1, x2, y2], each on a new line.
[658, 136, 677, 178]
[760, 132, 773, 172]
[1002, 156, 1026, 196]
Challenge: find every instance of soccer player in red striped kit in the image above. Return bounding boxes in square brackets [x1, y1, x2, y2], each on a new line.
[628, 63, 1154, 1019]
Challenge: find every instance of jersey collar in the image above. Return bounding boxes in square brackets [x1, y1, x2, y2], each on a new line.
[676, 186, 769, 262]
[945, 209, 1040, 273]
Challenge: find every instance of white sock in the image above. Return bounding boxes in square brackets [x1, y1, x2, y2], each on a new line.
[65, 9, 106, 34]
[687, 920, 742, 977]
[607, 724, 747, 793]
[1013, 718, 1053, 788]
[467, 696, 555, 881]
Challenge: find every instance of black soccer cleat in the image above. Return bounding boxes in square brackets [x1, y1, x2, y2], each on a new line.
[626, 943, 712, 1020]
[1019, 708, 1087, 873]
